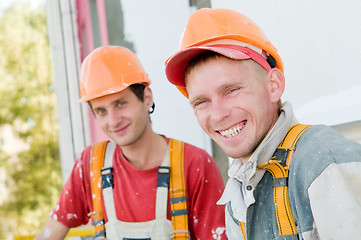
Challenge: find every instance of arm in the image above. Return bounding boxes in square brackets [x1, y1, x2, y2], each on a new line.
[34, 217, 69, 240]
[294, 126, 361, 239]
[308, 161, 361, 239]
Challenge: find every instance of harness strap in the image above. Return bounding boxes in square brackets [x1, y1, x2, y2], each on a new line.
[257, 124, 312, 237]
[169, 139, 190, 240]
[88, 141, 109, 240]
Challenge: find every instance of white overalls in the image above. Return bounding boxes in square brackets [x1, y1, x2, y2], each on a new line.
[101, 142, 172, 240]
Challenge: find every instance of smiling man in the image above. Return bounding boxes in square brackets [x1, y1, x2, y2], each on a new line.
[185, 55, 279, 161]
[165, 8, 361, 240]
[35, 46, 227, 240]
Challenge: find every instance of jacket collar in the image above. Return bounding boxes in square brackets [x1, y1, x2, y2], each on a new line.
[218, 102, 298, 222]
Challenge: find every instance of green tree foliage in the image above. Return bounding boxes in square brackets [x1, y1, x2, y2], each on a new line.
[0, 1, 62, 238]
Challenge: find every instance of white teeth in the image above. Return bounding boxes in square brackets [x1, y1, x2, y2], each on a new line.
[220, 124, 244, 138]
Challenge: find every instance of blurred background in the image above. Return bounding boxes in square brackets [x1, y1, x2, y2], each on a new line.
[0, 0, 360, 239]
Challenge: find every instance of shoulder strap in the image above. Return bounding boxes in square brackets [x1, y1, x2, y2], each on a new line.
[88, 141, 108, 240]
[256, 124, 312, 238]
[169, 138, 190, 240]
[278, 124, 312, 168]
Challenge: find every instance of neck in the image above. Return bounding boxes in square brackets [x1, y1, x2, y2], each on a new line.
[121, 128, 168, 170]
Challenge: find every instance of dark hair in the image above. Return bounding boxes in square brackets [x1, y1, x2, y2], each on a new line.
[129, 83, 155, 114]
[129, 83, 146, 102]
[185, 51, 224, 78]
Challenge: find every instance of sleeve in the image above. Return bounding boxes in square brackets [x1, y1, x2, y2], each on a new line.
[50, 146, 94, 228]
[308, 161, 361, 239]
[184, 143, 228, 240]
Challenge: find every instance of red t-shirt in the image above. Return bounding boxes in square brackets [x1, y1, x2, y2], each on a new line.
[51, 137, 227, 239]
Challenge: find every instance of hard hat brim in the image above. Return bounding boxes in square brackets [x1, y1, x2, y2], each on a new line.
[165, 44, 271, 89]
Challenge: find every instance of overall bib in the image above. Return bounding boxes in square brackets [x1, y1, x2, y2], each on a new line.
[102, 142, 172, 240]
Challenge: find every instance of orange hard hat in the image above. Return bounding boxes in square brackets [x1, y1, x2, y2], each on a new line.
[79, 45, 150, 102]
[165, 8, 283, 98]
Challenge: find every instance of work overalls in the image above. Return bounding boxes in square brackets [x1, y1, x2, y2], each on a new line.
[102, 142, 173, 240]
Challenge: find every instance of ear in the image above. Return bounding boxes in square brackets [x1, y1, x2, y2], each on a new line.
[143, 86, 154, 109]
[266, 68, 285, 103]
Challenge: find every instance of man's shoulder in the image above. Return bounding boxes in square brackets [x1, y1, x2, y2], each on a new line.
[80, 144, 94, 160]
[168, 137, 210, 155]
[289, 124, 361, 180]
[81, 141, 118, 157]
[296, 124, 361, 161]
[167, 138, 217, 170]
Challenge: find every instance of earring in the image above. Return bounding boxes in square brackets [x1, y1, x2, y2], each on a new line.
[149, 103, 155, 114]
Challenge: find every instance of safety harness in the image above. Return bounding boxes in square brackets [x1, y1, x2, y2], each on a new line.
[88, 138, 189, 240]
[238, 124, 312, 239]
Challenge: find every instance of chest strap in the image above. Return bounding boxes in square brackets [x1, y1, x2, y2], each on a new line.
[257, 124, 312, 238]
[238, 124, 311, 239]
[88, 139, 189, 240]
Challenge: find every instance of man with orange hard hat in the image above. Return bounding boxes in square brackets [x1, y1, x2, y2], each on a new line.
[165, 8, 361, 240]
[35, 46, 227, 239]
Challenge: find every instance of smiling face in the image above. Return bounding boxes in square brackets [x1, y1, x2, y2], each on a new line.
[185, 55, 284, 162]
[90, 86, 153, 147]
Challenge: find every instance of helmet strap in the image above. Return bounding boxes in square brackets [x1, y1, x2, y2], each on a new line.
[267, 54, 277, 69]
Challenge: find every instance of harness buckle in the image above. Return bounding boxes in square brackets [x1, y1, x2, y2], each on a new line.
[101, 167, 114, 189]
[171, 230, 190, 240]
[157, 166, 170, 187]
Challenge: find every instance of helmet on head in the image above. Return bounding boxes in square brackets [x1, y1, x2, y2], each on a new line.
[79, 46, 150, 102]
[165, 8, 283, 98]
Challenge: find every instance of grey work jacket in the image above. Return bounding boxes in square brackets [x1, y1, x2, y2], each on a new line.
[221, 125, 361, 240]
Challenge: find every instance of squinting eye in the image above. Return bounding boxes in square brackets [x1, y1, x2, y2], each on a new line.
[117, 101, 125, 107]
[193, 100, 206, 108]
[227, 87, 240, 95]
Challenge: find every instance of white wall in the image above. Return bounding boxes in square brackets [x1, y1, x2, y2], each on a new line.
[211, 0, 361, 126]
[46, 0, 90, 183]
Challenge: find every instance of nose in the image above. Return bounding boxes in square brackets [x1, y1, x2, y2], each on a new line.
[210, 98, 230, 123]
[107, 109, 121, 128]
